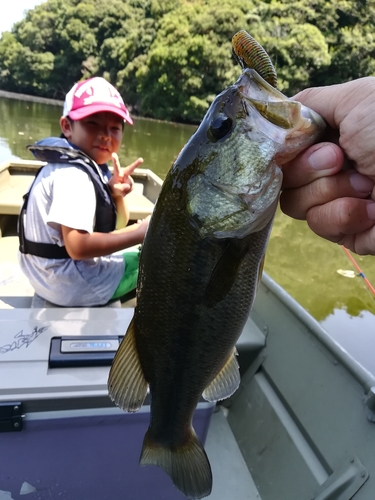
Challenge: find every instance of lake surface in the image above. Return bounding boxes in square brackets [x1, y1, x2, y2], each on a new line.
[1, 96, 375, 373]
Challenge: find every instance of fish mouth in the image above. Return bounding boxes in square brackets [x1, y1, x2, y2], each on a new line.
[236, 69, 325, 162]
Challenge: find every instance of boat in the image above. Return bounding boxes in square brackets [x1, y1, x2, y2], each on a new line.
[0, 159, 374, 499]
[0, 158, 162, 308]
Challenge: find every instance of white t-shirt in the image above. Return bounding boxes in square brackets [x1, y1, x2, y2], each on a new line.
[18, 163, 124, 306]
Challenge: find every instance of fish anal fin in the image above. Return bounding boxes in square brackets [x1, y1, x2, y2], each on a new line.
[202, 348, 240, 402]
[108, 318, 148, 412]
[140, 428, 212, 499]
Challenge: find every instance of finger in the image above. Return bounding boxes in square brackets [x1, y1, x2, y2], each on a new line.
[293, 78, 375, 129]
[112, 183, 128, 196]
[282, 143, 344, 190]
[306, 199, 375, 254]
[121, 182, 133, 194]
[280, 170, 374, 220]
[123, 157, 144, 176]
[111, 152, 121, 175]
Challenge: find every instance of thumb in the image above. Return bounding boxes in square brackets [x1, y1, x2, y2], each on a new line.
[293, 78, 375, 129]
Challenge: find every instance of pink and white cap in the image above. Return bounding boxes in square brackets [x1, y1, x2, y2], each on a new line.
[63, 77, 133, 125]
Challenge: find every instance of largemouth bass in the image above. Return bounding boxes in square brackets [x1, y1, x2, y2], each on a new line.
[108, 53, 325, 499]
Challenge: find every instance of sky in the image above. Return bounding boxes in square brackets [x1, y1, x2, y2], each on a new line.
[0, 0, 44, 35]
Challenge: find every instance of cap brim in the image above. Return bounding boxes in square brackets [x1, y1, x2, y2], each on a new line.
[68, 104, 133, 125]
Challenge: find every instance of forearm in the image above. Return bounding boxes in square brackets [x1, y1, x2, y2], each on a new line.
[113, 195, 130, 229]
[62, 224, 143, 260]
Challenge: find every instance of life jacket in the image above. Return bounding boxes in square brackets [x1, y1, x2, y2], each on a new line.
[18, 138, 117, 259]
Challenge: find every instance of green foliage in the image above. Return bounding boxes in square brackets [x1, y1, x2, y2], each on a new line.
[0, 0, 374, 122]
[130, 0, 248, 121]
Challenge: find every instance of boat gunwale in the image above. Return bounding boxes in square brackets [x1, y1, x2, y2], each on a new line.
[262, 272, 375, 392]
[0, 159, 163, 184]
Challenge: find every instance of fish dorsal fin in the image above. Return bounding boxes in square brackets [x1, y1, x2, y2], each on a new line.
[202, 348, 240, 402]
[108, 318, 148, 412]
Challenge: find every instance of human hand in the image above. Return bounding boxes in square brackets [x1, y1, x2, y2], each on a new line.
[281, 77, 375, 255]
[109, 153, 144, 198]
[133, 216, 151, 242]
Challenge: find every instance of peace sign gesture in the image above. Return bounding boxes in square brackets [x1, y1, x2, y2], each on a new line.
[109, 153, 144, 198]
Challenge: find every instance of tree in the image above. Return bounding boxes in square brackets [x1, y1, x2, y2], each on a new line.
[0, 0, 374, 122]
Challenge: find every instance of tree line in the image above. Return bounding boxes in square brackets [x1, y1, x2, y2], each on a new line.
[0, 0, 374, 123]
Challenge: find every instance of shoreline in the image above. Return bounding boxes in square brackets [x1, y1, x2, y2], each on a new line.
[0, 89, 197, 127]
[0, 89, 63, 106]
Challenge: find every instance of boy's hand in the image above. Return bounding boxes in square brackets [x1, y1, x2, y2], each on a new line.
[109, 153, 144, 198]
[134, 216, 151, 241]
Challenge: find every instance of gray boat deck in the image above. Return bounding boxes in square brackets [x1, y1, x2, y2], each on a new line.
[206, 407, 259, 499]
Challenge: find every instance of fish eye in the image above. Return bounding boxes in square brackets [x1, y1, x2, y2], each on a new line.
[209, 115, 233, 140]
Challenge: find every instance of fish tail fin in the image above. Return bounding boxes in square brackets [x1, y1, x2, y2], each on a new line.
[140, 428, 212, 499]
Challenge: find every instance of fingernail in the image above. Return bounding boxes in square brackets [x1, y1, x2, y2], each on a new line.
[366, 203, 375, 220]
[350, 173, 374, 193]
[308, 145, 337, 170]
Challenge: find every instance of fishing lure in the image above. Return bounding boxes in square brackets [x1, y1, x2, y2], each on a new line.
[232, 30, 278, 88]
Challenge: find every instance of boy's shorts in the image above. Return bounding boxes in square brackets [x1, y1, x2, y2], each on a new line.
[111, 247, 141, 300]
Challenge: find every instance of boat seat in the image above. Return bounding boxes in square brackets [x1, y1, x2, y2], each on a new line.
[0, 236, 136, 309]
[31, 293, 122, 308]
[0, 236, 34, 308]
[124, 184, 155, 220]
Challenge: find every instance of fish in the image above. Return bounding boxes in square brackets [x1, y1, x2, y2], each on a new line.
[108, 37, 325, 499]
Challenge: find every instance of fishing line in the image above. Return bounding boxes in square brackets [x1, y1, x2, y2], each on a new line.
[341, 245, 375, 298]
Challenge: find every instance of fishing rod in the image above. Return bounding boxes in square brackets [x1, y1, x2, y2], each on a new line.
[341, 245, 375, 297]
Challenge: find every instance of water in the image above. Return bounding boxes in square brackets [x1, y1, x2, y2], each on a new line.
[1, 96, 374, 373]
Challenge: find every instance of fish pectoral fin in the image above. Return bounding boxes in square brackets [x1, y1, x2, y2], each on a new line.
[140, 427, 212, 499]
[203, 241, 247, 307]
[202, 348, 240, 402]
[107, 318, 148, 412]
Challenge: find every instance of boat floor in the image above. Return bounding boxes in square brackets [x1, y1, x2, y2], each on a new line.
[207, 407, 259, 499]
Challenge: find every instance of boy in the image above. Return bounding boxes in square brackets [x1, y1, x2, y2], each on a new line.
[18, 77, 149, 307]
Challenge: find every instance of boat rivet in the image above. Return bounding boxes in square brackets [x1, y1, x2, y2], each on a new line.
[14, 405, 19, 411]
[14, 422, 19, 428]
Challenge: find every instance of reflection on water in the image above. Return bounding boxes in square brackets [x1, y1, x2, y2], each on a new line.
[0, 97, 195, 179]
[0, 98, 61, 163]
[1, 96, 374, 374]
[266, 209, 375, 373]
[321, 309, 375, 372]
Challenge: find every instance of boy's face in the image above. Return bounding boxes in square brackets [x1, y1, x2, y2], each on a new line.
[60, 111, 124, 164]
